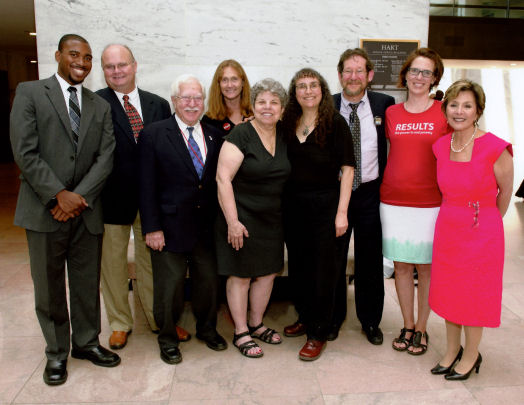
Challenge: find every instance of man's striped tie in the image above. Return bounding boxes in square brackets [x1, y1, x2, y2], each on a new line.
[68, 86, 80, 147]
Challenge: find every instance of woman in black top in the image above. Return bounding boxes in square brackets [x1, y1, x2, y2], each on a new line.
[216, 79, 290, 358]
[202, 59, 253, 138]
[281, 68, 355, 361]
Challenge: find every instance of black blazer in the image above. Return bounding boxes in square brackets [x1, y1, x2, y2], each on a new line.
[333, 90, 395, 181]
[138, 116, 221, 253]
[96, 87, 171, 224]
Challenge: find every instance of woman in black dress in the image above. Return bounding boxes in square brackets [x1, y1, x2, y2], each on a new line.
[202, 59, 253, 138]
[215, 78, 290, 358]
[282, 68, 354, 361]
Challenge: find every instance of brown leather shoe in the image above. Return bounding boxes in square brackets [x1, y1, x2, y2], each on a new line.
[299, 339, 326, 361]
[109, 330, 130, 350]
[176, 326, 191, 342]
[284, 321, 306, 337]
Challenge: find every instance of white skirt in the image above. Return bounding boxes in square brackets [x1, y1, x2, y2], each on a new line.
[380, 203, 440, 264]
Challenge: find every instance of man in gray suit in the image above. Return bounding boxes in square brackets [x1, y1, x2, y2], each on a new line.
[10, 34, 119, 386]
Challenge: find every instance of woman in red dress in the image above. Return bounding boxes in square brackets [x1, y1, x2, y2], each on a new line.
[429, 80, 513, 380]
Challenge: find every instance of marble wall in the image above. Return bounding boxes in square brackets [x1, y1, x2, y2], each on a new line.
[34, 0, 429, 103]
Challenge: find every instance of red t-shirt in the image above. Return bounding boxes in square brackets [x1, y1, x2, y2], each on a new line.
[380, 101, 449, 208]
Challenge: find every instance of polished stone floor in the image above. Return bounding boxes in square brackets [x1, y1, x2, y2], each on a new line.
[1, 161, 524, 405]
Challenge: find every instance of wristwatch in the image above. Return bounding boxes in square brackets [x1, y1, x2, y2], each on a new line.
[46, 198, 58, 209]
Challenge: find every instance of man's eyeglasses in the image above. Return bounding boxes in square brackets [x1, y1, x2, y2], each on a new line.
[342, 69, 366, 77]
[102, 62, 133, 72]
[176, 96, 204, 104]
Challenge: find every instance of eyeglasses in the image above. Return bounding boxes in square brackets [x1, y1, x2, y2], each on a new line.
[220, 77, 241, 85]
[407, 67, 434, 78]
[296, 82, 320, 92]
[176, 96, 204, 104]
[102, 62, 133, 72]
[342, 69, 366, 77]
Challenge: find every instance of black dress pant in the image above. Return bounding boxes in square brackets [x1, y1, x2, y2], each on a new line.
[285, 188, 339, 341]
[26, 218, 103, 361]
[150, 237, 218, 349]
[333, 178, 384, 329]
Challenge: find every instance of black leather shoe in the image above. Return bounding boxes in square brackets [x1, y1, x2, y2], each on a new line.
[160, 346, 182, 364]
[431, 346, 463, 375]
[71, 345, 121, 367]
[43, 359, 67, 386]
[196, 331, 228, 351]
[445, 353, 482, 381]
[363, 326, 383, 345]
[327, 326, 340, 341]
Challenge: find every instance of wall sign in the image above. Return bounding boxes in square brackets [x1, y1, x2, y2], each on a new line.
[360, 39, 420, 88]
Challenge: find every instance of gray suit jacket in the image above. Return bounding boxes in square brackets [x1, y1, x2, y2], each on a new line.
[10, 75, 115, 234]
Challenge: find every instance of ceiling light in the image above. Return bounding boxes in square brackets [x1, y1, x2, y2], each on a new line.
[30, 60, 37, 64]
[29, 32, 37, 36]
[510, 63, 517, 66]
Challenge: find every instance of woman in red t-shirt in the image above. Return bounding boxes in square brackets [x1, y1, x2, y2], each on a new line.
[380, 48, 448, 355]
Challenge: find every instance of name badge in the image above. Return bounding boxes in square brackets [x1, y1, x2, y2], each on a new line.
[374, 116, 382, 126]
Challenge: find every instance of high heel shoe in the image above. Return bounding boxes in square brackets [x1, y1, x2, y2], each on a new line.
[431, 346, 463, 375]
[445, 353, 482, 381]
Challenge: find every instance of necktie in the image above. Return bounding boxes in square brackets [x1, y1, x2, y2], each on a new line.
[187, 126, 204, 179]
[123, 95, 144, 141]
[349, 102, 362, 190]
[68, 86, 80, 148]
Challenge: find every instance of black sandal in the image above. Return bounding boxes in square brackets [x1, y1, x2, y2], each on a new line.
[408, 331, 429, 356]
[392, 327, 415, 351]
[248, 323, 282, 344]
[233, 331, 263, 358]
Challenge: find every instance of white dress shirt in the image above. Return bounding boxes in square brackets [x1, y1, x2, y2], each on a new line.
[55, 73, 82, 110]
[113, 86, 143, 119]
[174, 114, 207, 163]
[340, 90, 379, 183]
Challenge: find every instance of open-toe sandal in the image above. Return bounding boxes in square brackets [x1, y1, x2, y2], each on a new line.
[392, 327, 414, 352]
[408, 331, 429, 356]
[233, 331, 263, 358]
[248, 322, 282, 345]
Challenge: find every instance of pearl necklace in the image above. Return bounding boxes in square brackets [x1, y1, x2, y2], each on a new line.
[451, 126, 477, 153]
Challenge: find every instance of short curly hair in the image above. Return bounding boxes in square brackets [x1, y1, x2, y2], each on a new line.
[250, 78, 287, 107]
[442, 79, 486, 119]
[337, 48, 374, 74]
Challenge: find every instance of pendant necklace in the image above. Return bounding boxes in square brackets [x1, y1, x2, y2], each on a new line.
[451, 126, 477, 153]
[301, 116, 317, 136]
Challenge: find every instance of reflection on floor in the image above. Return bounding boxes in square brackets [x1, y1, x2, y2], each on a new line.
[1, 162, 524, 405]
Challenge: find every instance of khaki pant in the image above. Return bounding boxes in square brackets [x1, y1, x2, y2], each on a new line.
[101, 213, 157, 332]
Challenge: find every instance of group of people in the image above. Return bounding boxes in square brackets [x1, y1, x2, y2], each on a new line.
[9, 33, 513, 387]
